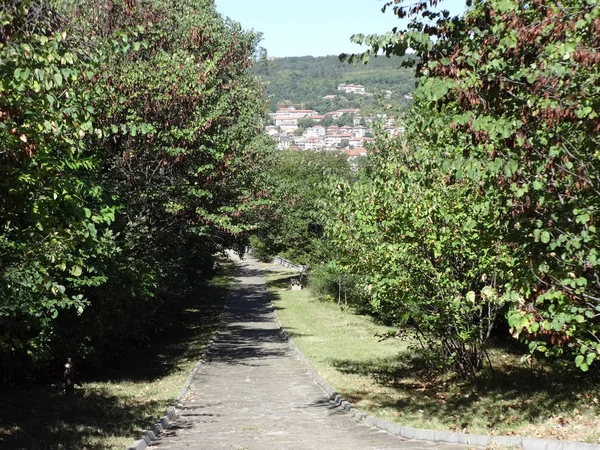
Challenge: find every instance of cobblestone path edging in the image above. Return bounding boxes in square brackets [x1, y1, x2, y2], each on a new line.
[126, 267, 232, 450]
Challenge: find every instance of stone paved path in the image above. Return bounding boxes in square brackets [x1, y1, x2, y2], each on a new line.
[151, 254, 469, 450]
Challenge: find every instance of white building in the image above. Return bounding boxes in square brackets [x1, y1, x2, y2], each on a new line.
[326, 125, 340, 135]
[274, 115, 298, 132]
[326, 108, 361, 120]
[274, 107, 318, 119]
[304, 138, 325, 150]
[349, 137, 365, 148]
[325, 134, 352, 148]
[352, 125, 367, 137]
[277, 135, 292, 150]
[265, 126, 279, 136]
[337, 83, 366, 94]
[306, 126, 326, 137]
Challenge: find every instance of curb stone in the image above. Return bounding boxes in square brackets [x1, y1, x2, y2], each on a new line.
[271, 305, 600, 450]
[125, 265, 237, 450]
[126, 337, 215, 450]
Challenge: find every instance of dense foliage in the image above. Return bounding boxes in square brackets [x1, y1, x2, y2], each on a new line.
[250, 150, 352, 265]
[1, 0, 117, 375]
[325, 0, 600, 375]
[0, 0, 270, 378]
[326, 138, 509, 376]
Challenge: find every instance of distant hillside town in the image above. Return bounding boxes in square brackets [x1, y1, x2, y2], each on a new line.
[266, 85, 405, 158]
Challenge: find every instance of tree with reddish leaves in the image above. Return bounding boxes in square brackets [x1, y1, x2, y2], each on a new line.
[1, 0, 271, 376]
[54, 0, 272, 364]
[340, 0, 600, 371]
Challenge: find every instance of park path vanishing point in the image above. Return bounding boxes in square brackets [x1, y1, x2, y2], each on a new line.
[150, 253, 469, 450]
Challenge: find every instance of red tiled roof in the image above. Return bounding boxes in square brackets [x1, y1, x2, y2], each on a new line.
[344, 147, 367, 156]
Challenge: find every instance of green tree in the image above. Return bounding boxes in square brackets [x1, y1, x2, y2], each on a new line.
[55, 0, 271, 362]
[0, 0, 117, 373]
[326, 137, 510, 377]
[334, 113, 355, 127]
[0, 0, 271, 376]
[321, 116, 334, 127]
[297, 117, 316, 129]
[344, 0, 600, 371]
[252, 150, 351, 265]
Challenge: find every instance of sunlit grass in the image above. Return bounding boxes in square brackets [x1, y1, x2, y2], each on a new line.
[266, 268, 600, 444]
[0, 259, 235, 450]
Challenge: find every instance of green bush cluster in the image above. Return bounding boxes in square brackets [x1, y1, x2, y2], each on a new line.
[250, 150, 353, 266]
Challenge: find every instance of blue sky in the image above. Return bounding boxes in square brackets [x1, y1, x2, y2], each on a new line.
[214, 0, 468, 57]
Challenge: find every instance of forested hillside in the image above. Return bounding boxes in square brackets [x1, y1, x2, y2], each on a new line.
[253, 55, 415, 112]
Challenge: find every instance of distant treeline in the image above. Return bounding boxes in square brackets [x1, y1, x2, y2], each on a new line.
[253, 55, 415, 112]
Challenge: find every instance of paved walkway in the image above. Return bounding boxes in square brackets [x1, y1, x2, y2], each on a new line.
[151, 254, 469, 450]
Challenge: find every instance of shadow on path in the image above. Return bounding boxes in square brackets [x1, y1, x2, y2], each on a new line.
[151, 254, 466, 450]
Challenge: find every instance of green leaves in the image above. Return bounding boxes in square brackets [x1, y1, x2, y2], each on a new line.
[575, 352, 596, 372]
[331, 0, 600, 374]
[1, 0, 271, 377]
[321, 132, 511, 377]
[504, 160, 519, 177]
[419, 78, 454, 102]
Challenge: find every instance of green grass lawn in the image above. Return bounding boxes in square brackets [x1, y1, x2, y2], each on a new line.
[266, 268, 600, 444]
[0, 259, 235, 450]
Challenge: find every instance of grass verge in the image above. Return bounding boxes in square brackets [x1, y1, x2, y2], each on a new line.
[266, 268, 600, 444]
[0, 259, 235, 450]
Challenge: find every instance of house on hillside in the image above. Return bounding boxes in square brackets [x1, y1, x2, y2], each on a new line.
[275, 115, 298, 132]
[304, 138, 325, 151]
[363, 137, 375, 145]
[344, 147, 368, 170]
[277, 135, 292, 150]
[337, 83, 366, 94]
[265, 126, 279, 136]
[363, 116, 375, 125]
[327, 108, 361, 120]
[275, 107, 318, 119]
[386, 126, 406, 136]
[294, 137, 307, 150]
[306, 126, 326, 137]
[344, 147, 367, 157]
[326, 125, 340, 135]
[325, 133, 352, 148]
[352, 125, 366, 137]
[349, 137, 365, 148]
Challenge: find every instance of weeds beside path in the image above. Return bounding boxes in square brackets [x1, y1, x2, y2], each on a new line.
[0, 259, 235, 450]
[266, 268, 600, 445]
